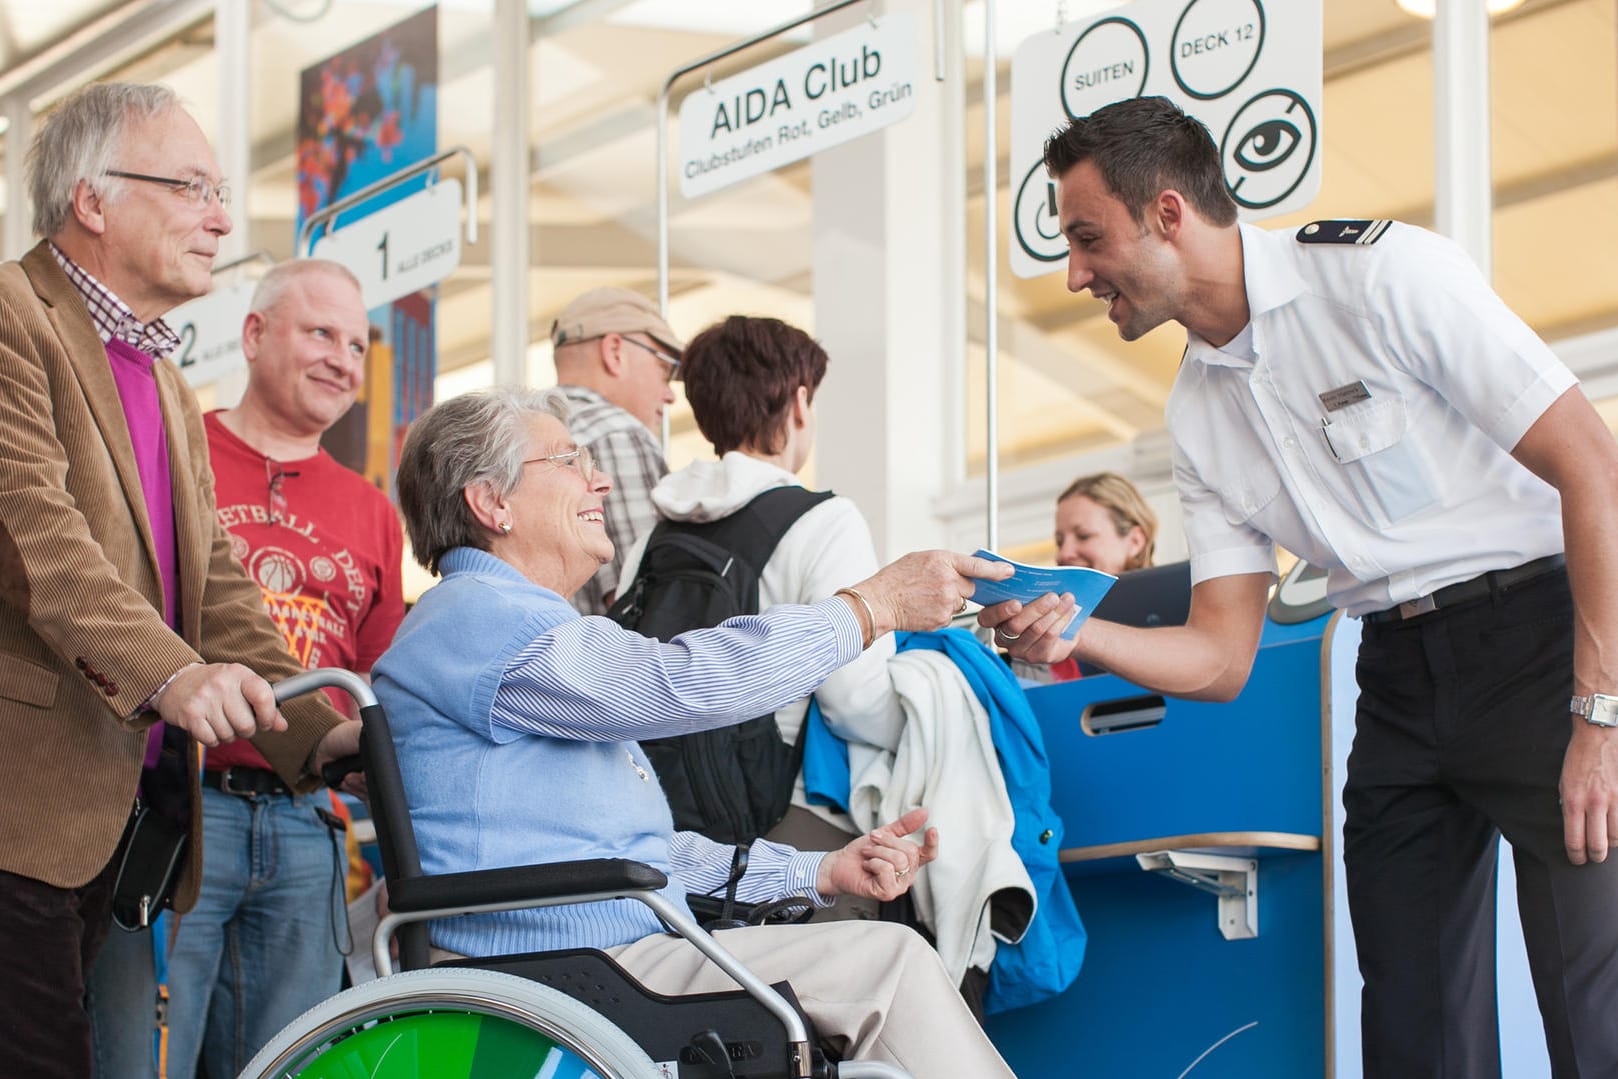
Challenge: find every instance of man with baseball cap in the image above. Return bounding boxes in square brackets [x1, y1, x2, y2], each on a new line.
[549, 286, 685, 614]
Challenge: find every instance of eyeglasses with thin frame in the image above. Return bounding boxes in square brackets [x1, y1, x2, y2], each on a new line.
[105, 169, 232, 210]
[265, 459, 294, 525]
[620, 336, 680, 381]
[522, 445, 595, 484]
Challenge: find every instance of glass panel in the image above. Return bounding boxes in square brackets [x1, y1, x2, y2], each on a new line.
[1489, 0, 1618, 344]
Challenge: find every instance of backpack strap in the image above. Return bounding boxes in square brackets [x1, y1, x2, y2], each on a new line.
[655, 486, 836, 588]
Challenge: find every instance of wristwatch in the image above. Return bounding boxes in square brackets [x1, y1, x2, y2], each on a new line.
[1570, 694, 1618, 727]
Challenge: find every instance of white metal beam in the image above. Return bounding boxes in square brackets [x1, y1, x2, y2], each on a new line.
[1432, 0, 1493, 276]
[214, 0, 250, 262]
[3, 96, 31, 259]
[0, 0, 214, 103]
[491, 0, 531, 385]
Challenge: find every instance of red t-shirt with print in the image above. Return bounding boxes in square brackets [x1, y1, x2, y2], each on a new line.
[203, 410, 406, 772]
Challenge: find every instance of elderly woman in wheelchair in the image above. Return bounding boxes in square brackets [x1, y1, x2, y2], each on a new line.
[246, 387, 1019, 1079]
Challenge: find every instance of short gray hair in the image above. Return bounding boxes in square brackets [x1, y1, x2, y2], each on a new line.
[397, 386, 572, 574]
[250, 258, 364, 317]
[27, 82, 181, 239]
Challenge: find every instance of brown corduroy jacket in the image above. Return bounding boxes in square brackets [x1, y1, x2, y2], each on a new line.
[0, 241, 342, 910]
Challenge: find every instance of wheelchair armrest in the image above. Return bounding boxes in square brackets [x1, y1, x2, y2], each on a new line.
[386, 858, 669, 914]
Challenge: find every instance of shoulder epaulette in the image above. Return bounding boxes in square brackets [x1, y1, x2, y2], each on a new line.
[1296, 219, 1391, 245]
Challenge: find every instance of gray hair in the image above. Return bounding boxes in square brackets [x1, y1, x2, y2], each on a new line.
[396, 386, 572, 574]
[27, 82, 182, 239]
[250, 258, 364, 316]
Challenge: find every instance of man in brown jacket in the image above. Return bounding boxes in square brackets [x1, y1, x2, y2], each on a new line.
[0, 82, 356, 1077]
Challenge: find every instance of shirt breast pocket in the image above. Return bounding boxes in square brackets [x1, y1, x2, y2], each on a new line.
[1325, 397, 1438, 526]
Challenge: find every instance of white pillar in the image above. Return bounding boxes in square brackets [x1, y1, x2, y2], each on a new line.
[491, 0, 531, 386]
[1432, 0, 1492, 277]
[214, 0, 251, 262]
[3, 96, 31, 260]
[811, 0, 965, 559]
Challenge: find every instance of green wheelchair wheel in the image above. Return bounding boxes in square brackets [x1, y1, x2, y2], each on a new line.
[240, 967, 660, 1078]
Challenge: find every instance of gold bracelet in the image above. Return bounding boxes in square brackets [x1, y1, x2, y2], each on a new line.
[834, 587, 877, 649]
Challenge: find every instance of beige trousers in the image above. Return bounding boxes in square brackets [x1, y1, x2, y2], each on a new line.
[606, 920, 1017, 1079]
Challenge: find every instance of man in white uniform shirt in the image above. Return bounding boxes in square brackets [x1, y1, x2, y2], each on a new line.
[981, 95, 1618, 1078]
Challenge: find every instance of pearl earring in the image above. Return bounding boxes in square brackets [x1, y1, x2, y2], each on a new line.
[499, 521, 513, 534]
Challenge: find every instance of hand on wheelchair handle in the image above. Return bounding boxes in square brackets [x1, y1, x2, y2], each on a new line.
[321, 753, 364, 791]
[313, 720, 367, 800]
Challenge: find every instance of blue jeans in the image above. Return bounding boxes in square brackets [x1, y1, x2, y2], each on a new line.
[164, 787, 345, 1078]
[85, 921, 160, 1078]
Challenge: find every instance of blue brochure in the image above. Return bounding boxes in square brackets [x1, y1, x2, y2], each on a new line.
[968, 550, 1117, 640]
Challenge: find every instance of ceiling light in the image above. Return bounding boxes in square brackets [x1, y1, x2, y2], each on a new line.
[1396, 0, 1526, 17]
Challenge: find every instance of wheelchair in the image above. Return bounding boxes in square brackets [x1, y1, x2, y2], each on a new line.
[242, 669, 913, 1079]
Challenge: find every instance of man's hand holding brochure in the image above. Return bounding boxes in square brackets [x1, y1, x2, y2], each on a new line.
[966, 550, 1115, 640]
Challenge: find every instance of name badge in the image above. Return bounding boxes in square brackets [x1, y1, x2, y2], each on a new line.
[1317, 380, 1372, 412]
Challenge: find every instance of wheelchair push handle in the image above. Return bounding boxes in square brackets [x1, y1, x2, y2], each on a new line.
[273, 667, 378, 710]
[274, 668, 376, 792]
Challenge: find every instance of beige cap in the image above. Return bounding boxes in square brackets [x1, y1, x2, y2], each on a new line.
[549, 287, 684, 358]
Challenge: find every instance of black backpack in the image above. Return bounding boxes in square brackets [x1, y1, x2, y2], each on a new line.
[607, 485, 835, 845]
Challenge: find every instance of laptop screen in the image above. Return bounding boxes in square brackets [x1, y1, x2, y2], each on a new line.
[1089, 560, 1193, 629]
[1079, 561, 1193, 676]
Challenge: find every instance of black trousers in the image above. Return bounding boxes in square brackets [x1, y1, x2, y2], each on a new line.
[1347, 567, 1618, 1078]
[0, 856, 119, 1079]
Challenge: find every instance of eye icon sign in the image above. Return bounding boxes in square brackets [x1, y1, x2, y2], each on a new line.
[1220, 88, 1317, 210]
[1014, 160, 1067, 263]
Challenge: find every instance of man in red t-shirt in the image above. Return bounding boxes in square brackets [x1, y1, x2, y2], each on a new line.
[164, 259, 405, 1076]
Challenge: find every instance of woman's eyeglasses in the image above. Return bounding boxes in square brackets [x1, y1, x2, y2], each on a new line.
[522, 446, 595, 484]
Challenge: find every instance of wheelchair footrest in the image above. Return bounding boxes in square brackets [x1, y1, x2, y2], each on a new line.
[436, 947, 828, 1078]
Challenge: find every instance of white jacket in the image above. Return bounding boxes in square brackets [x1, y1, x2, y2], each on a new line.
[850, 650, 1035, 985]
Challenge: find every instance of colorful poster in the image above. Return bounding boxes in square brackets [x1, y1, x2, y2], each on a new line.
[297, 5, 439, 492]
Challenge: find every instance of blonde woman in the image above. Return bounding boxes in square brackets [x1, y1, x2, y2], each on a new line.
[1034, 471, 1157, 682]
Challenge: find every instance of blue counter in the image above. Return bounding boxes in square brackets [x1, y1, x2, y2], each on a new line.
[987, 613, 1333, 1078]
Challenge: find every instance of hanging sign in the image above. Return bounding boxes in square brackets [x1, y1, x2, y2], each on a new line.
[1009, 0, 1322, 278]
[310, 178, 463, 310]
[678, 13, 919, 199]
[169, 280, 256, 388]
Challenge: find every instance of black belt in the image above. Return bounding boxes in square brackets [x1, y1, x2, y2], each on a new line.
[1363, 554, 1566, 626]
[203, 766, 293, 797]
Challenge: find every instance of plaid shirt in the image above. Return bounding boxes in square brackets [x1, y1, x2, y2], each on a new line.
[49, 243, 183, 355]
[559, 386, 667, 616]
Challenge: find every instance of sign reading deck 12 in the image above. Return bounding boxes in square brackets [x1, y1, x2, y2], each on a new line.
[679, 14, 918, 199]
[1008, 0, 1323, 279]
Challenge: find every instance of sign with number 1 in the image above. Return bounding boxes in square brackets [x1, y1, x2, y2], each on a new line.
[310, 179, 464, 310]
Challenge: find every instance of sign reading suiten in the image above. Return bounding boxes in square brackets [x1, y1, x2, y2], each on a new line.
[679, 13, 919, 199]
[1009, 0, 1322, 278]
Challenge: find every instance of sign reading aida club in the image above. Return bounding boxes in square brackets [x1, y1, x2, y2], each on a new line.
[678, 14, 919, 199]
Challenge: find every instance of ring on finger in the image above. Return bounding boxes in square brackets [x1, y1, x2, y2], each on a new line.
[955, 597, 968, 615]
[895, 866, 909, 879]
[999, 630, 1021, 641]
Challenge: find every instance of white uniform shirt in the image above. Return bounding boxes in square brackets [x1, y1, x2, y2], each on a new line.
[1168, 221, 1574, 617]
